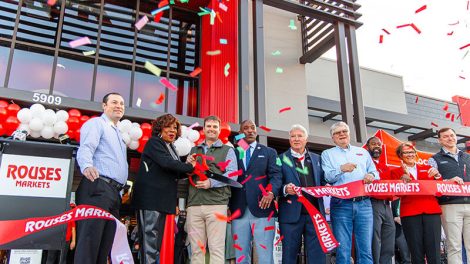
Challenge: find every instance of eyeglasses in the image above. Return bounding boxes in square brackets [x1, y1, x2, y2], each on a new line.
[333, 129, 349, 136]
[401, 151, 416, 155]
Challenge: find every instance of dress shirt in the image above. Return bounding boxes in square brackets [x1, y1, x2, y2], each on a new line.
[321, 144, 379, 186]
[428, 147, 460, 168]
[199, 139, 238, 187]
[243, 141, 257, 168]
[77, 114, 128, 184]
[290, 148, 307, 167]
[405, 164, 417, 180]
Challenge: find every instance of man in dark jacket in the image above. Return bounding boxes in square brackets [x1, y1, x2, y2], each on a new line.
[428, 127, 470, 264]
[229, 120, 282, 264]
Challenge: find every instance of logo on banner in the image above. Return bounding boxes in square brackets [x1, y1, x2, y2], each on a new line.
[0, 154, 70, 198]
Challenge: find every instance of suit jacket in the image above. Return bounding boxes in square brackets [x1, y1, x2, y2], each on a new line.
[278, 150, 325, 224]
[132, 136, 194, 214]
[229, 143, 282, 218]
[390, 164, 441, 217]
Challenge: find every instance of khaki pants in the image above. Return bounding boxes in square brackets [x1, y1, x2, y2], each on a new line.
[441, 204, 470, 264]
[187, 205, 227, 264]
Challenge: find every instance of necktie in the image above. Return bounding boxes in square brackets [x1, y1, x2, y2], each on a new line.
[245, 146, 251, 167]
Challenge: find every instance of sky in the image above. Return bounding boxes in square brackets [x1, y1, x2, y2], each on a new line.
[323, 0, 470, 101]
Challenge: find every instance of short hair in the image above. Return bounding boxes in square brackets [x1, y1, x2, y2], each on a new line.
[151, 114, 182, 138]
[395, 141, 416, 158]
[366, 136, 382, 146]
[437, 127, 456, 138]
[240, 119, 256, 127]
[330, 122, 350, 136]
[203, 115, 221, 127]
[102, 92, 123, 104]
[289, 124, 308, 138]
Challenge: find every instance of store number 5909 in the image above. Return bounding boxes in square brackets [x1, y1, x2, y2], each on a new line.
[32, 93, 62, 105]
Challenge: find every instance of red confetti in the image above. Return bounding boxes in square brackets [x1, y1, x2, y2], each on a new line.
[443, 103, 449, 111]
[190, 67, 202, 77]
[379, 35, 384, 44]
[217, 160, 231, 171]
[197, 240, 206, 254]
[415, 96, 419, 103]
[230, 209, 241, 221]
[233, 234, 238, 240]
[251, 223, 256, 236]
[449, 21, 460, 26]
[237, 255, 245, 263]
[446, 112, 452, 119]
[255, 175, 267, 181]
[410, 23, 421, 34]
[240, 175, 252, 184]
[264, 226, 275, 231]
[287, 199, 292, 204]
[415, 5, 427, 14]
[431, 122, 439, 127]
[214, 213, 229, 222]
[382, 28, 390, 35]
[448, 31, 454, 36]
[456, 113, 462, 120]
[258, 184, 268, 196]
[279, 107, 292, 113]
[259, 126, 272, 132]
[229, 169, 243, 178]
[274, 235, 284, 246]
[47, 0, 57, 5]
[233, 244, 243, 251]
[274, 200, 278, 211]
[459, 43, 470, 50]
[156, 92, 165, 104]
[259, 243, 267, 250]
[396, 23, 411, 29]
[451, 114, 455, 122]
[267, 211, 274, 222]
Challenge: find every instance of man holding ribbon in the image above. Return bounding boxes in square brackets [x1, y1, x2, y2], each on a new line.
[279, 124, 326, 264]
[428, 127, 470, 264]
[321, 121, 379, 264]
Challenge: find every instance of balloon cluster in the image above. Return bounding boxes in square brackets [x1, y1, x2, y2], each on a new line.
[173, 125, 201, 156]
[117, 119, 144, 151]
[0, 100, 21, 136]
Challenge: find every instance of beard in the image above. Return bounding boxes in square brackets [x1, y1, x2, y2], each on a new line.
[369, 148, 382, 159]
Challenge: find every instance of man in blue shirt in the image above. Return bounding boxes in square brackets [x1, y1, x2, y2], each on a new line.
[75, 92, 128, 263]
[321, 121, 378, 264]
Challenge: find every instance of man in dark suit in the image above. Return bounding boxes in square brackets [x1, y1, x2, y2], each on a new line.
[229, 120, 282, 264]
[279, 124, 326, 264]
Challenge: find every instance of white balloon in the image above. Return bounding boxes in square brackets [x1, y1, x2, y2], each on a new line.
[42, 109, 57, 126]
[56, 110, 69, 122]
[129, 127, 143, 141]
[29, 118, 44, 131]
[30, 130, 41, 138]
[30, 104, 46, 119]
[187, 129, 200, 143]
[181, 125, 189, 138]
[118, 119, 132, 133]
[128, 140, 139, 150]
[53, 121, 68, 135]
[132, 122, 140, 128]
[40, 126, 54, 139]
[17, 108, 33, 124]
[18, 123, 31, 135]
[173, 137, 192, 156]
[121, 132, 131, 145]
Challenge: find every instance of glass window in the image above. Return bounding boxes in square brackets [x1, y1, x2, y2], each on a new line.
[132, 70, 166, 112]
[0, 45, 10, 87]
[17, 0, 61, 47]
[60, 1, 100, 54]
[53, 55, 94, 100]
[0, 0, 19, 40]
[8, 48, 53, 93]
[94, 62, 131, 103]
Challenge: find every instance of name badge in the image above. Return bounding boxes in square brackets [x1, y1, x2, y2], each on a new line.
[258, 155, 265, 158]
[356, 153, 363, 156]
[440, 161, 449, 164]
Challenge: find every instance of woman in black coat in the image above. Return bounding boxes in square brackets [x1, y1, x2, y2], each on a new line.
[132, 114, 195, 264]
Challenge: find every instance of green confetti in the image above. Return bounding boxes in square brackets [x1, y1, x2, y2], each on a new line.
[170, 0, 174, 4]
[282, 155, 293, 167]
[224, 63, 230, 77]
[276, 157, 282, 166]
[144, 60, 162, 76]
[198, 7, 211, 16]
[237, 147, 245, 160]
[296, 167, 309, 175]
[271, 50, 281, 56]
[180, 0, 189, 2]
[289, 19, 297, 30]
[210, 10, 216, 25]
[276, 67, 284, 74]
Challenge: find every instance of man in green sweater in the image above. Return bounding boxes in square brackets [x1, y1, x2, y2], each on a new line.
[186, 115, 238, 263]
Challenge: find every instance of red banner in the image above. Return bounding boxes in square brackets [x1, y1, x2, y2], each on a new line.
[0, 205, 134, 264]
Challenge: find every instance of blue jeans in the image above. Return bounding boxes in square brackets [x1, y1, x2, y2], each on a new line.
[231, 208, 275, 264]
[331, 197, 373, 264]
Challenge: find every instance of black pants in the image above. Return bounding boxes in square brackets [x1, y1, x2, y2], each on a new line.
[137, 210, 166, 264]
[401, 214, 441, 264]
[395, 223, 411, 264]
[75, 178, 121, 264]
[371, 199, 396, 264]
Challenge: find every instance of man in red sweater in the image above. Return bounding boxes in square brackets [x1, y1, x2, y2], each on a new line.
[366, 136, 395, 264]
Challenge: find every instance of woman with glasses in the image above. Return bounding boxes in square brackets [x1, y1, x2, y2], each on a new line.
[390, 142, 442, 264]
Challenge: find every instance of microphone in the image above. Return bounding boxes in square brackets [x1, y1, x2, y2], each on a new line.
[58, 134, 71, 145]
[11, 130, 28, 141]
